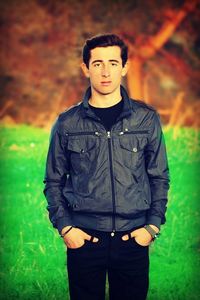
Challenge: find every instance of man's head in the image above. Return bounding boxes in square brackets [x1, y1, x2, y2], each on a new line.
[81, 34, 129, 97]
[82, 34, 128, 68]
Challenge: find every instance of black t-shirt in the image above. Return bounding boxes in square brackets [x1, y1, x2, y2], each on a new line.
[89, 99, 123, 131]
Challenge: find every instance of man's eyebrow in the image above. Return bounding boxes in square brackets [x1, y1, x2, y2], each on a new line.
[91, 59, 120, 64]
[91, 60, 103, 64]
[109, 59, 120, 63]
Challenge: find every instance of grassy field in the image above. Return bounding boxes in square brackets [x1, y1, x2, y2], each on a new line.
[0, 125, 199, 300]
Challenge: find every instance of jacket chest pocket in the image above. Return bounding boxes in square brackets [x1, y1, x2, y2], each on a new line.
[67, 136, 98, 174]
[119, 135, 148, 170]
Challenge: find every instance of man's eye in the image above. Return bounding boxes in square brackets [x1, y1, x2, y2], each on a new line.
[111, 63, 118, 66]
[94, 63, 101, 67]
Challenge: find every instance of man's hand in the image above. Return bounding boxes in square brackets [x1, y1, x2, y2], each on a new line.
[61, 227, 99, 249]
[122, 225, 159, 246]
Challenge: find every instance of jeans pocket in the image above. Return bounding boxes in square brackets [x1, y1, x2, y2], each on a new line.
[67, 240, 88, 251]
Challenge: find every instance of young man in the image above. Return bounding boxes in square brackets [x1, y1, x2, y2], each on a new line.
[43, 34, 170, 300]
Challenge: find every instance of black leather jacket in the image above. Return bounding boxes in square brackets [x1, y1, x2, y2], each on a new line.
[43, 86, 170, 234]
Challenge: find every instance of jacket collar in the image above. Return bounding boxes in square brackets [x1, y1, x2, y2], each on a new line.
[81, 85, 133, 120]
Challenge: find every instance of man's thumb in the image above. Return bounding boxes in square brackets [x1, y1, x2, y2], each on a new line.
[122, 234, 129, 241]
[91, 236, 99, 243]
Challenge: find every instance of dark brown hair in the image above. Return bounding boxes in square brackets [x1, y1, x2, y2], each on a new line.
[82, 34, 128, 68]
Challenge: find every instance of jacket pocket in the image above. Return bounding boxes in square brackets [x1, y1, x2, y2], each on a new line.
[67, 136, 98, 174]
[119, 135, 147, 170]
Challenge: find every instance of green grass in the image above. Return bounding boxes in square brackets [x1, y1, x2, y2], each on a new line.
[0, 125, 199, 300]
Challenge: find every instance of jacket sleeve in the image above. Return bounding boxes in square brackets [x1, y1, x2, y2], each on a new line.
[43, 119, 72, 234]
[145, 112, 170, 229]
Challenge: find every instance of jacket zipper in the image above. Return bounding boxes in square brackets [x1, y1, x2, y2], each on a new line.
[119, 130, 149, 135]
[107, 131, 116, 237]
[66, 131, 101, 136]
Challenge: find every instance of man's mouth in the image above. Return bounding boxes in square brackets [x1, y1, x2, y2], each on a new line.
[101, 81, 112, 86]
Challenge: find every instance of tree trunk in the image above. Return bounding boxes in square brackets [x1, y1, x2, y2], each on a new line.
[127, 57, 143, 99]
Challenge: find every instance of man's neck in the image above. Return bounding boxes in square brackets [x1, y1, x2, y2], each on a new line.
[89, 86, 122, 108]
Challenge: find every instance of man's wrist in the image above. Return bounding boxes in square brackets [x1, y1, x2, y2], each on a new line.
[60, 226, 73, 238]
[144, 224, 160, 241]
[148, 224, 159, 233]
[61, 226, 73, 236]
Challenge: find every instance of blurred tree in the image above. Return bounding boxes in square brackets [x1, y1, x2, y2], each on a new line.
[125, 1, 198, 99]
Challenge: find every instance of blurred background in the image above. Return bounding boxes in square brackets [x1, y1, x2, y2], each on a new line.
[0, 0, 200, 299]
[0, 0, 200, 128]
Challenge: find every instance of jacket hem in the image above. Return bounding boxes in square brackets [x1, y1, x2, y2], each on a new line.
[71, 213, 147, 232]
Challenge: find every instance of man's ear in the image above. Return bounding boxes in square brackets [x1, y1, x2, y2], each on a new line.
[81, 63, 90, 78]
[122, 61, 129, 77]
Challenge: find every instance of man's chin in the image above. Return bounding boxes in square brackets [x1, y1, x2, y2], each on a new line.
[93, 86, 117, 95]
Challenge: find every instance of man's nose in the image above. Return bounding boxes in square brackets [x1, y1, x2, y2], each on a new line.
[101, 65, 110, 77]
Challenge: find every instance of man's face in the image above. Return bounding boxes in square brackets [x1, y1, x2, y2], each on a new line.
[82, 46, 128, 96]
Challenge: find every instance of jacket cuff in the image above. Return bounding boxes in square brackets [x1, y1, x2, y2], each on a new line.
[146, 215, 161, 230]
[56, 217, 73, 235]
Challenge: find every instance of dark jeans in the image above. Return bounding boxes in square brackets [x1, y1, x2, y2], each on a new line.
[67, 227, 149, 300]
